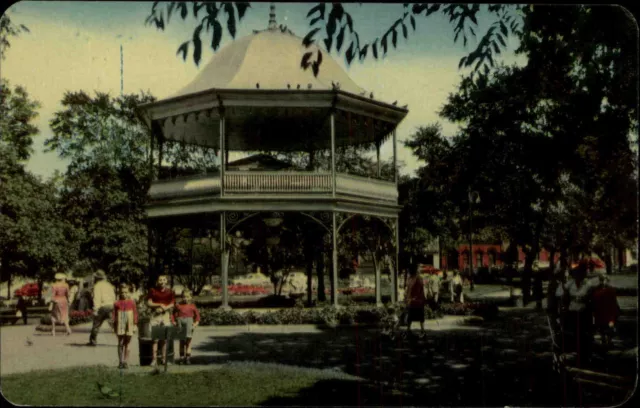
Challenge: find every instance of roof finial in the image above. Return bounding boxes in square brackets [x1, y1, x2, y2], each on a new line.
[268, 3, 277, 30]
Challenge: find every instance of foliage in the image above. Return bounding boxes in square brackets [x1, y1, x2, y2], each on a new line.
[241, 215, 308, 296]
[0, 13, 29, 60]
[45, 91, 156, 285]
[167, 228, 220, 296]
[147, 3, 524, 78]
[145, 2, 251, 66]
[195, 301, 463, 327]
[0, 79, 39, 163]
[0, 80, 75, 295]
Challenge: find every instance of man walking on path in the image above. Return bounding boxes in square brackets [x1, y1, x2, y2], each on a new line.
[87, 270, 116, 346]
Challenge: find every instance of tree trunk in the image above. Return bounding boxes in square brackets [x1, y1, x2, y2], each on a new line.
[305, 239, 314, 306]
[37, 275, 44, 302]
[316, 253, 326, 302]
[617, 245, 624, 273]
[4, 259, 10, 299]
[522, 250, 535, 305]
[601, 248, 613, 276]
[548, 249, 556, 274]
[559, 247, 567, 272]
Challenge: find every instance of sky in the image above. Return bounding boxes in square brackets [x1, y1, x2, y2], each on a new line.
[2, 1, 527, 178]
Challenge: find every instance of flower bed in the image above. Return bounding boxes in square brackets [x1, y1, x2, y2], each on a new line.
[39, 310, 94, 326]
[206, 286, 375, 296]
[210, 285, 271, 296]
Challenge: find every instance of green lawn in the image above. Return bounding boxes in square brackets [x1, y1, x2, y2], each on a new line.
[1, 363, 364, 406]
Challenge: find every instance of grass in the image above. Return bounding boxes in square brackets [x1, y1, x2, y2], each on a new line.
[1, 362, 362, 406]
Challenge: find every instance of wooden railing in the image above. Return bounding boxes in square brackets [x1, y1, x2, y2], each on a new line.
[149, 171, 397, 202]
[149, 174, 221, 200]
[336, 173, 398, 202]
[224, 171, 332, 193]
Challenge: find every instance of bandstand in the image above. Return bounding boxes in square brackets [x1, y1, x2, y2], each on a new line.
[137, 6, 408, 308]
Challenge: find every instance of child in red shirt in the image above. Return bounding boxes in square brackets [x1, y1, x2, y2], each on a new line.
[113, 283, 138, 369]
[174, 289, 200, 364]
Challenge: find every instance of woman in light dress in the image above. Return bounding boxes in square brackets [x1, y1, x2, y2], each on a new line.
[49, 272, 72, 336]
[113, 283, 138, 369]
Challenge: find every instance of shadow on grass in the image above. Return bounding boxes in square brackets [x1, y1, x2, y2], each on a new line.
[187, 309, 637, 407]
[259, 378, 411, 406]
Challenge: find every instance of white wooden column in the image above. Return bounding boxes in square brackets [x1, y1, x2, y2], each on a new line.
[220, 212, 230, 310]
[219, 115, 226, 197]
[149, 131, 155, 181]
[330, 113, 336, 197]
[376, 139, 381, 178]
[392, 218, 399, 303]
[393, 129, 397, 184]
[332, 211, 339, 307]
[375, 259, 382, 307]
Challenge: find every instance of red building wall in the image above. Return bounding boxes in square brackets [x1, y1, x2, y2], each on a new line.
[441, 244, 561, 270]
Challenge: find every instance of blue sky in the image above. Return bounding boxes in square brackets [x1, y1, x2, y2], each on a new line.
[3, 1, 525, 177]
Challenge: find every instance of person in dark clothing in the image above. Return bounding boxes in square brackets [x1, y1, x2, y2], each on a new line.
[16, 295, 28, 325]
[404, 267, 427, 336]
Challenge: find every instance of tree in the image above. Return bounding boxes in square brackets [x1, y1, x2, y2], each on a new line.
[45, 91, 156, 284]
[145, 3, 523, 77]
[166, 227, 220, 295]
[243, 216, 306, 296]
[0, 13, 29, 60]
[427, 5, 637, 302]
[0, 80, 74, 299]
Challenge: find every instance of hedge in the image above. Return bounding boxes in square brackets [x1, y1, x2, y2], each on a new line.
[197, 301, 444, 327]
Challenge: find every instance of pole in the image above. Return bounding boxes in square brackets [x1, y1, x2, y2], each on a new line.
[468, 187, 475, 291]
[120, 44, 123, 97]
[220, 115, 225, 197]
[392, 218, 399, 303]
[332, 212, 338, 307]
[330, 113, 336, 197]
[376, 139, 381, 178]
[392, 130, 398, 185]
[220, 212, 230, 309]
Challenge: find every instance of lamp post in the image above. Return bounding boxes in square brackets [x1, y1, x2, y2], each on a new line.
[468, 187, 480, 291]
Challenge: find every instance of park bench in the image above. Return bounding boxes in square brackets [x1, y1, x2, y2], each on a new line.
[0, 307, 21, 325]
[547, 316, 634, 404]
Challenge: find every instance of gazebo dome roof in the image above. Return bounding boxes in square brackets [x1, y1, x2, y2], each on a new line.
[172, 17, 366, 98]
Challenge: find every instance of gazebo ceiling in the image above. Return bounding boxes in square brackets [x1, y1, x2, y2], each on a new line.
[137, 7, 408, 152]
[154, 99, 399, 151]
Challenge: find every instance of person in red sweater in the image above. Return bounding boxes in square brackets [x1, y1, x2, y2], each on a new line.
[174, 289, 201, 364]
[113, 283, 138, 369]
[404, 266, 427, 337]
[591, 274, 620, 346]
[146, 275, 175, 368]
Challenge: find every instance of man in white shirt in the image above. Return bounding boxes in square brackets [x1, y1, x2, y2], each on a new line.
[450, 271, 464, 303]
[88, 270, 116, 346]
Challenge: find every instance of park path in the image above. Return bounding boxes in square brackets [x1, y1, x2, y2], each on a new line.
[0, 316, 470, 376]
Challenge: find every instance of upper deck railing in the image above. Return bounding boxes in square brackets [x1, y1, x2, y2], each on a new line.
[149, 171, 397, 202]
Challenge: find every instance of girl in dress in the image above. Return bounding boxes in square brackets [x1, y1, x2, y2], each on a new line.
[50, 273, 72, 336]
[174, 289, 200, 365]
[113, 283, 138, 369]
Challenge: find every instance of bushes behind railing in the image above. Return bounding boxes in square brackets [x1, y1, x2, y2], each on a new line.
[197, 301, 445, 327]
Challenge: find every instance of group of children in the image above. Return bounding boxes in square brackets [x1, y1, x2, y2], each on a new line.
[112, 282, 201, 369]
